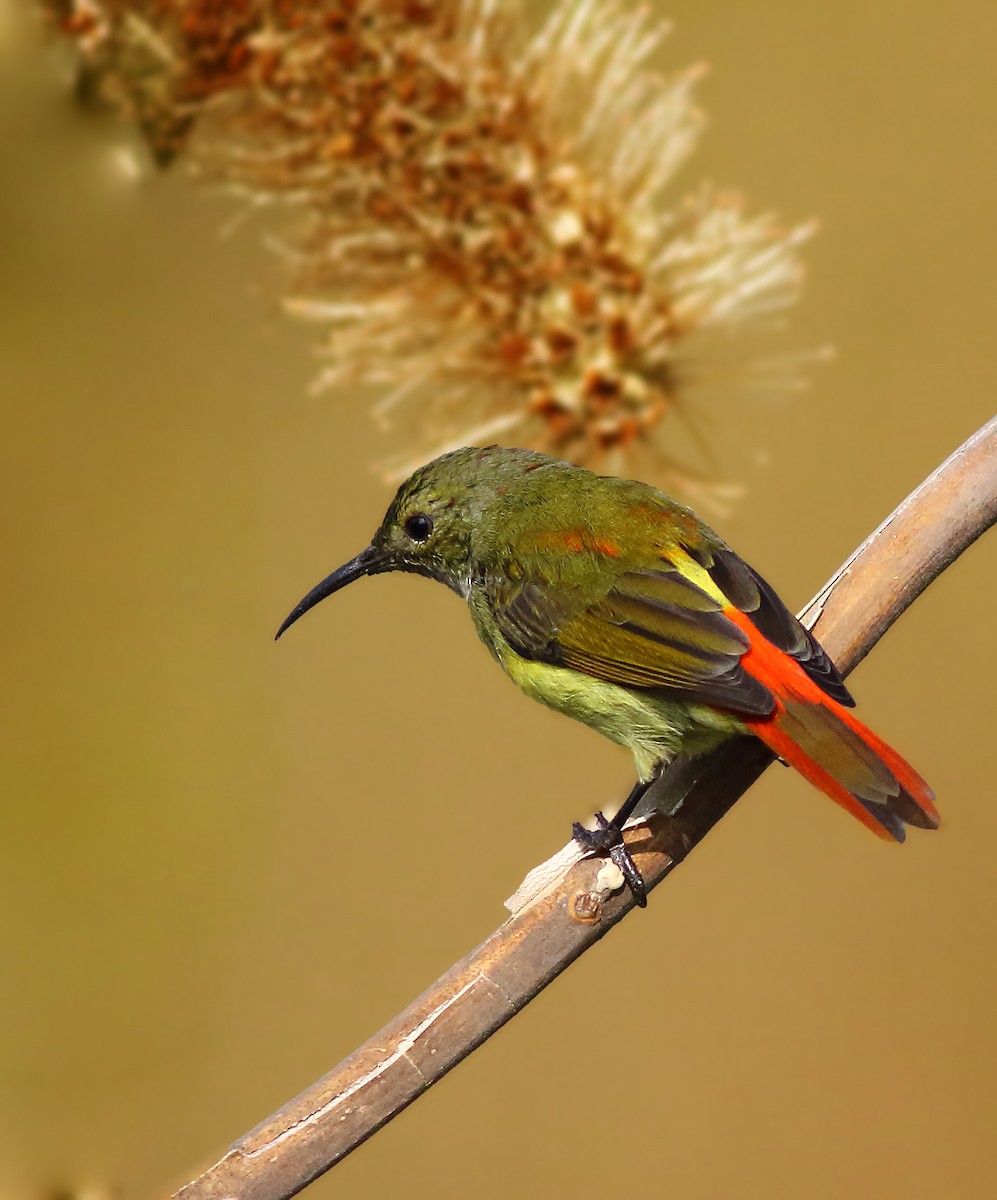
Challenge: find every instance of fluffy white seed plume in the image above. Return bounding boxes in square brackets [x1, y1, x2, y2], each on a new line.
[44, 0, 815, 504]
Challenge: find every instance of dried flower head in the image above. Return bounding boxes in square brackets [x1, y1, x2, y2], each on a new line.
[43, 0, 814, 504]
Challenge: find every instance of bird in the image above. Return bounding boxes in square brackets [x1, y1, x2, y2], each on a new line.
[276, 445, 938, 905]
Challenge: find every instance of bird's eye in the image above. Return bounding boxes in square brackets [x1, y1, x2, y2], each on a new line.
[404, 513, 434, 542]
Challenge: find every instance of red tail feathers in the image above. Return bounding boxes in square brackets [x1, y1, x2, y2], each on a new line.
[725, 610, 939, 841]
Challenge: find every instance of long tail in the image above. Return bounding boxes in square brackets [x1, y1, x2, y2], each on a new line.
[727, 614, 939, 841]
[747, 694, 939, 841]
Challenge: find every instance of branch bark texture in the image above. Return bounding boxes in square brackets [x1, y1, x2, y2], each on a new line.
[175, 417, 996, 1200]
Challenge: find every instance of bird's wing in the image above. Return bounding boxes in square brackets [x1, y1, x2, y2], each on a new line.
[487, 553, 772, 716]
[487, 544, 851, 718]
[699, 546, 853, 706]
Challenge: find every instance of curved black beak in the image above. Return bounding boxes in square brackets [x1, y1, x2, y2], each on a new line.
[275, 545, 383, 640]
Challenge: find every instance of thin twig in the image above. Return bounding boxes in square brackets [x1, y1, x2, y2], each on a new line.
[174, 417, 996, 1200]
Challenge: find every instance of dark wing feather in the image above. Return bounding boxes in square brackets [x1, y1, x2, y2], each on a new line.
[485, 578, 573, 663]
[705, 548, 854, 707]
[487, 564, 775, 718]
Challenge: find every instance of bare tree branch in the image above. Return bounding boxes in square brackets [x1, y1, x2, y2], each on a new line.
[175, 417, 996, 1200]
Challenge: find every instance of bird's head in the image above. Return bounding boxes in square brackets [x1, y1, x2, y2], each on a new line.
[275, 445, 557, 638]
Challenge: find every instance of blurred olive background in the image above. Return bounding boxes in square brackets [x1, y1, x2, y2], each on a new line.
[2, 2, 995, 1198]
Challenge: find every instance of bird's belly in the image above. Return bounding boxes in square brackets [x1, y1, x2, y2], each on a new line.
[500, 649, 742, 780]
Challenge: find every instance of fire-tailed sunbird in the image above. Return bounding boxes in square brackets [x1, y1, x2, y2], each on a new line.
[277, 446, 939, 904]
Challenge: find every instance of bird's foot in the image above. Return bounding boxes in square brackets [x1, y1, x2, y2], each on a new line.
[572, 812, 647, 908]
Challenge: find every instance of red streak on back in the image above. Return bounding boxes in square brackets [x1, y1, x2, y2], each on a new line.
[533, 530, 620, 555]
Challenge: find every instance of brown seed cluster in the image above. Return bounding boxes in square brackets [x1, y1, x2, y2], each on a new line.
[43, 0, 813, 502]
